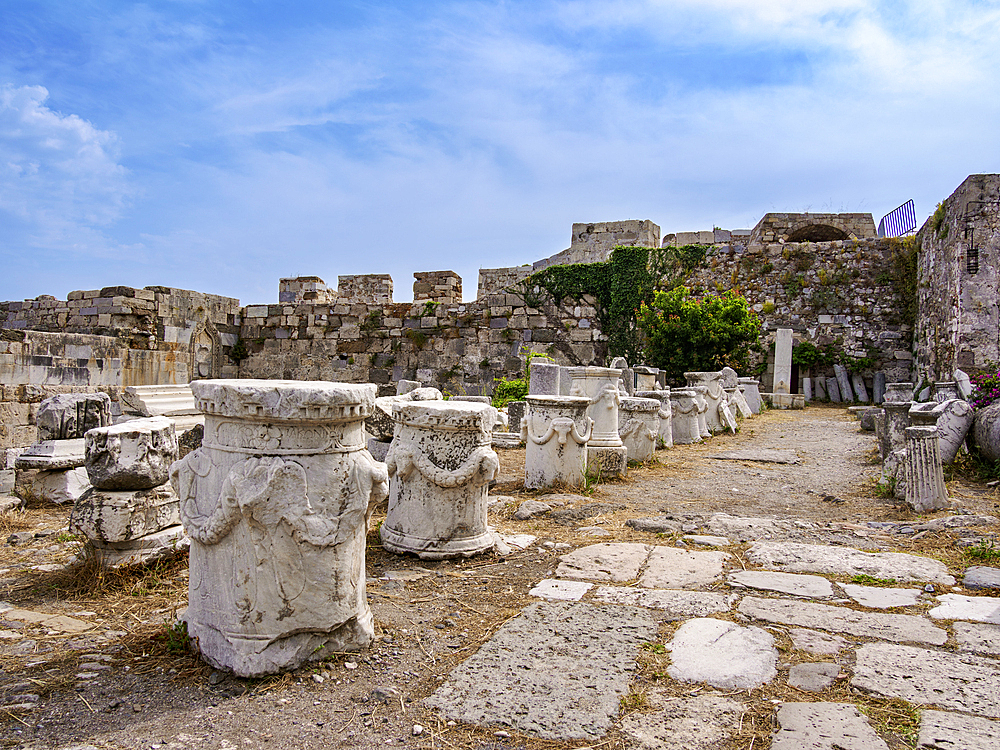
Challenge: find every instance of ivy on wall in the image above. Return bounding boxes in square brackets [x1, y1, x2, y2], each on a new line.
[513, 244, 712, 362]
[888, 236, 919, 331]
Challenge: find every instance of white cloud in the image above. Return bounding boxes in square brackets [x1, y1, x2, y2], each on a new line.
[0, 84, 133, 240]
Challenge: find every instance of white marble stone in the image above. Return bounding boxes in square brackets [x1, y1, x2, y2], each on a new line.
[36, 392, 112, 441]
[668, 618, 777, 689]
[84, 416, 177, 490]
[691, 385, 711, 438]
[928, 594, 1000, 624]
[528, 579, 592, 601]
[123, 384, 198, 417]
[171, 379, 389, 676]
[884, 382, 914, 402]
[840, 583, 922, 609]
[669, 389, 702, 444]
[635, 389, 673, 448]
[382, 400, 498, 559]
[738, 377, 762, 414]
[16, 439, 86, 470]
[773, 329, 793, 395]
[522, 396, 592, 489]
[592, 587, 728, 618]
[32, 467, 91, 505]
[904, 425, 948, 512]
[70, 484, 180, 543]
[556, 543, 651, 583]
[746, 541, 956, 584]
[685, 372, 726, 433]
[789, 628, 851, 655]
[788, 662, 839, 692]
[728, 570, 834, 598]
[953, 622, 1000, 656]
[528, 360, 560, 396]
[618, 397, 659, 462]
[87, 524, 188, 568]
[567, 366, 624, 448]
[639, 546, 728, 589]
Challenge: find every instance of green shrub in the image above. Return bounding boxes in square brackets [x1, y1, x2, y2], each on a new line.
[638, 286, 762, 383]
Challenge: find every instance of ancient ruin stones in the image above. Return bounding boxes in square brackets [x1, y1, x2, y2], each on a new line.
[528, 359, 560, 396]
[639, 546, 729, 589]
[904, 426, 948, 512]
[746, 541, 956, 584]
[35, 392, 111, 441]
[685, 372, 726, 432]
[739, 377, 762, 414]
[772, 703, 888, 750]
[522, 395, 592, 489]
[619, 693, 745, 750]
[667, 618, 777, 689]
[964, 566, 1000, 590]
[928, 594, 1000, 624]
[30, 467, 90, 505]
[15, 438, 86, 470]
[839, 583, 922, 609]
[972, 400, 1000, 463]
[171, 379, 389, 676]
[727, 570, 834, 598]
[618, 396, 659, 463]
[635, 389, 673, 448]
[788, 662, 839, 692]
[884, 382, 914, 402]
[917, 711, 1000, 750]
[381, 400, 498, 559]
[555, 543, 651, 583]
[70, 484, 180, 543]
[670, 389, 702, 444]
[852, 642, 1000, 718]
[84, 416, 178, 491]
[737, 597, 947, 645]
[592, 587, 729, 619]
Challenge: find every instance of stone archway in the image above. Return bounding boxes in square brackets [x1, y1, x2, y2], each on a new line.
[786, 224, 849, 242]
[189, 316, 222, 381]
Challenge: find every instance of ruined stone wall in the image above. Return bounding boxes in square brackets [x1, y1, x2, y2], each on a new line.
[279, 276, 335, 304]
[413, 271, 462, 305]
[749, 213, 877, 245]
[237, 291, 602, 395]
[476, 265, 534, 300]
[683, 238, 914, 388]
[338, 274, 393, 303]
[914, 174, 1000, 380]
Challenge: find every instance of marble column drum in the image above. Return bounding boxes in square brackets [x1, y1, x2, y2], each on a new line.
[618, 397, 660, 463]
[685, 372, 726, 433]
[381, 401, 499, 559]
[909, 399, 975, 464]
[904, 426, 949, 512]
[568, 366, 628, 478]
[635, 389, 673, 448]
[881, 401, 913, 457]
[170, 380, 389, 677]
[522, 396, 592, 489]
[670, 389, 702, 444]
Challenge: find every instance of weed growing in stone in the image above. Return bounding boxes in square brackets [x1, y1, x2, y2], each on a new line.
[850, 574, 898, 587]
[964, 539, 1000, 563]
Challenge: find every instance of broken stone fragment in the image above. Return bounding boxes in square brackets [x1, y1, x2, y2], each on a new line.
[70, 484, 181, 543]
[35, 392, 112, 441]
[84, 416, 178, 490]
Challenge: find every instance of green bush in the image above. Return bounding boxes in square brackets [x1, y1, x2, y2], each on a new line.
[638, 286, 762, 383]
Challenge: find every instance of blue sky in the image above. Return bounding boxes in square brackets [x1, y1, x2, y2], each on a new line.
[3, 0, 999, 305]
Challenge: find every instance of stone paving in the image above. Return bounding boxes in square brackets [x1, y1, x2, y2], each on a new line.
[428, 532, 1000, 748]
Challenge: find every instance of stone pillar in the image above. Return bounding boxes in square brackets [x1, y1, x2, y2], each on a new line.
[873, 372, 887, 404]
[670, 389, 702, 444]
[802, 377, 812, 402]
[904, 426, 949, 512]
[522, 396, 592, 489]
[36, 393, 112, 441]
[834, 364, 854, 402]
[381, 401, 499, 559]
[568, 366, 628, 478]
[851, 374, 869, 403]
[884, 382, 914, 403]
[773, 329, 793, 394]
[826, 377, 842, 403]
[933, 382, 959, 403]
[738, 378, 762, 415]
[910, 399, 975, 464]
[882, 401, 914, 456]
[636, 389, 673, 448]
[170, 380, 389, 677]
[873, 410, 888, 461]
[685, 372, 725, 433]
[618, 397, 660, 463]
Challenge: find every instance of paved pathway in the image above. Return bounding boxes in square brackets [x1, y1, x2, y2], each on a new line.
[428, 525, 1000, 748]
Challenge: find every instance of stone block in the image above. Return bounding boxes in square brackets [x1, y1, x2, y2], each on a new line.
[70, 484, 181, 543]
[36, 392, 112, 441]
[88, 524, 189, 568]
[667, 618, 777, 689]
[928, 594, 1000, 624]
[16, 439, 86, 470]
[85, 416, 178, 490]
[917, 710, 1000, 750]
[746, 541, 955, 584]
[728, 570, 833, 598]
[592, 587, 728, 619]
[639, 546, 728, 589]
[772, 703, 888, 750]
[788, 662, 839, 692]
[556, 542, 651, 583]
[32, 467, 91, 505]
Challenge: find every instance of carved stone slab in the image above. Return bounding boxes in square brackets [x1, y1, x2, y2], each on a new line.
[71, 484, 180, 543]
[36, 392, 112, 441]
[85, 416, 178, 490]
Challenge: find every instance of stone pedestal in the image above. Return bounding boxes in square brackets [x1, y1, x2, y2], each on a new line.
[633, 366, 658, 392]
[522, 396, 592, 489]
[802, 377, 812, 402]
[71, 485, 181, 543]
[84, 417, 178, 491]
[568, 366, 628, 478]
[170, 380, 389, 676]
[636, 390, 673, 448]
[670, 389, 702, 444]
[739, 378, 762, 414]
[382, 401, 498, 559]
[685, 372, 726, 433]
[904, 426, 949, 512]
[884, 382, 914, 403]
[618, 397, 660, 463]
[881, 401, 913, 457]
[691, 386, 711, 438]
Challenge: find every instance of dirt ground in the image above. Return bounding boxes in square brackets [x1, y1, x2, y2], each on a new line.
[1, 405, 998, 750]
